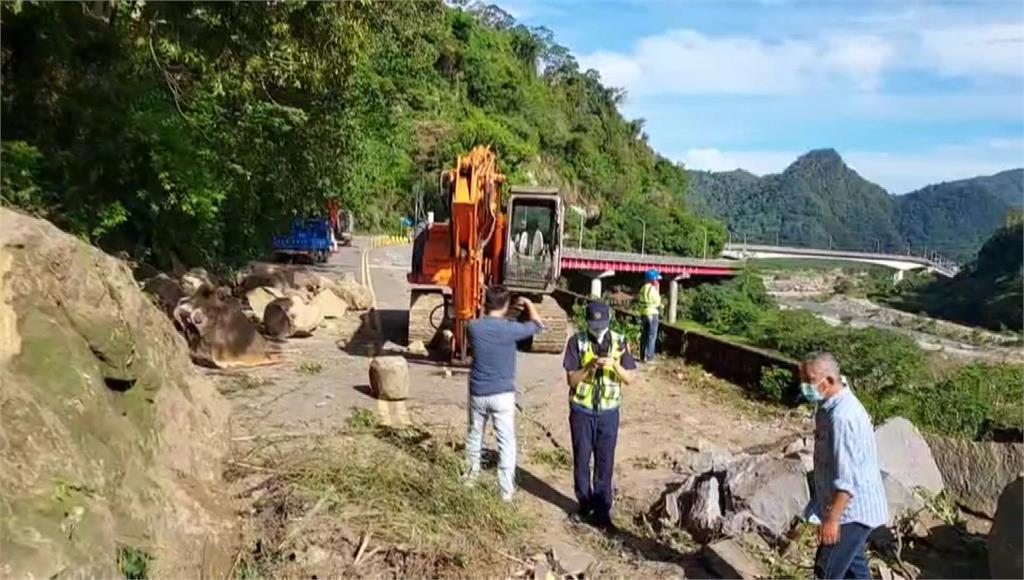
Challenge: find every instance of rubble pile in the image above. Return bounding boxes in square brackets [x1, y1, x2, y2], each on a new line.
[656, 419, 1022, 579]
[140, 262, 372, 367]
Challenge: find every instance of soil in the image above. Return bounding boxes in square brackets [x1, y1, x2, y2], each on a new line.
[212, 238, 810, 577]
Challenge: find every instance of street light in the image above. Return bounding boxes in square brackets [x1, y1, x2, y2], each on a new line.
[633, 217, 647, 255]
[568, 205, 586, 250]
[700, 226, 708, 260]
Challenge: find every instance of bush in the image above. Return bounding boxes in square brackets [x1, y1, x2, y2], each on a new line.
[759, 366, 795, 404]
[686, 272, 771, 335]
[866, 364, 1024, 440]
[570, 300, 642, 352]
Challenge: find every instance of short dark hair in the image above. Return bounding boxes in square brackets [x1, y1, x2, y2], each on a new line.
[484, 286, 511, 312]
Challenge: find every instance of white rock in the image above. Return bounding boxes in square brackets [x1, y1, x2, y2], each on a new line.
[875, 417, 944, 496]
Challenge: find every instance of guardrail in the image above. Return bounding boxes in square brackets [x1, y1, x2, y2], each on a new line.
[552, 289, 800, 404]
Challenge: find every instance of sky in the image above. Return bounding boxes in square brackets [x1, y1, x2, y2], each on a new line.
[495, 0, 1024, 193]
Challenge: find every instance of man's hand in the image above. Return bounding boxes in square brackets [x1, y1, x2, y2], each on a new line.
[819, 518, 840, 546]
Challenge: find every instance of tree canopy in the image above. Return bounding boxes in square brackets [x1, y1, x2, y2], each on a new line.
[1, 0, 722, 268]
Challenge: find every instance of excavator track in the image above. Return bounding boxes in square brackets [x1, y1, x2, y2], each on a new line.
[408, 289, 446, 347]
[516, 294, 570, 354]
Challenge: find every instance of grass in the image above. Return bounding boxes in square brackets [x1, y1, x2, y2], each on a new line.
[232, 425, 534, 575]
[117, 545, 152, 579]
[297, 360, 324, 375]
[530, 447, 572, 471]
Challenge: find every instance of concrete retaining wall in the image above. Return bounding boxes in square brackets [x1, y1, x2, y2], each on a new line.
[925, 434, 1024, 518]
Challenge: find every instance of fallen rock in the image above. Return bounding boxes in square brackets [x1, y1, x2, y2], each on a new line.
[882, 471, 925, 525]
[332, 272, 373, 310]
[309, 288, 349, 319]
[674, 438, 737, 474]
[989, 477, 1023, 579]
[369, 356, 409, 401]
[549, 541, 595, 577]
[180, 267, 212, 295]
[703, 538, 769, 580]
[245, 286, 283, 323]
[925, 434, 1024, 518]
[687, 476, 723, 542]
[174, 285, 280, 368]
[407, 340, 428, 357]
[725, 455, 809, 538]
[875, 417, 944, 496]
[0, 207, 235, 577]
[142, 273, 184, 316]
[264, 296, 324, 338]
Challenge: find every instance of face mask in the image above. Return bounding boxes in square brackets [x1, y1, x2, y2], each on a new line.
[800, 380, 825, 403]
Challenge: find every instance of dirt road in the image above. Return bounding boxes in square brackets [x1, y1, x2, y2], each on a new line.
[215, 238, 808, 576]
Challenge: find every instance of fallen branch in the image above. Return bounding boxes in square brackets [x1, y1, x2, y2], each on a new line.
[278, 494, 332, 551]
[353, 532, 372, 565]
[496, 550, 532, 567]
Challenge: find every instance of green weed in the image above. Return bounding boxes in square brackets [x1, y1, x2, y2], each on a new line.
[297, 360, 323, 375]
[346, 407, 377, 429]
[531, 447, 572, 471]
[117, 545, 152, 580]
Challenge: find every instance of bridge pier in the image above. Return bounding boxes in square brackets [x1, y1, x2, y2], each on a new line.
[893, 269, 905, 284]
[668, 278, 678, 324]
[585, 270, 616, 298]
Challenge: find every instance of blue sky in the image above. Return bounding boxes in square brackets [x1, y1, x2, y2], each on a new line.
[495, 0, 1024, 193]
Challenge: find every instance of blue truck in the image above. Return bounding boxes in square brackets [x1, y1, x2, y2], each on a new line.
[271, 218, 334, 263]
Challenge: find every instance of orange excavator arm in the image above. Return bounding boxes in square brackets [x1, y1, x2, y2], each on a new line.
[446, 146, 507, 360]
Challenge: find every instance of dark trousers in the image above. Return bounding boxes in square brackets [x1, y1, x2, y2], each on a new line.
[641, 314, 659, 361]
[569, 407, 619, 523]
[814, 522, 872, 579]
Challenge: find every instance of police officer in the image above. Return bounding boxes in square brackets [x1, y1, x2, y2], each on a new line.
[562, 302, 637, 529]
[638, 269, 662, 362]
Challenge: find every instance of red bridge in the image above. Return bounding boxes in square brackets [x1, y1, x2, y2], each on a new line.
[560, 248, 741, 278]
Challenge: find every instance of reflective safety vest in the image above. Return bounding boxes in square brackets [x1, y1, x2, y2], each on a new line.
[639, 283, 661, 316]
[571, 331, 626, 412]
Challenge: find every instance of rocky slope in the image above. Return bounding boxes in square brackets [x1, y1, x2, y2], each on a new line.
[0, 208, 235, 577]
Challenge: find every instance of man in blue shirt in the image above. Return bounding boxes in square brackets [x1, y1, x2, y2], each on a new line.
[563, 302, 637, 529]
[801, 352, 888, 580]
[465, 286, 542, 502]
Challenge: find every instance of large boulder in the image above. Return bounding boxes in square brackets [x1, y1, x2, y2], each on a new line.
[875, 417, 944, 496]
[141, 273, 184, 317]
[264, 296, 324, 338]
[687, 476, 723, 542]
[0, 208, 235, 577]
[309, 288, 349, 319]
[174, 285, 280, 367]
[331, 272, 373, 311]
[925, 434, 1024, 518]
[245, 286, 283, 323]
[989, 477, 1023, 579]
[882, 471, 925, 525]
[369, 356, 409, 401]
[724, 454, 809, 537]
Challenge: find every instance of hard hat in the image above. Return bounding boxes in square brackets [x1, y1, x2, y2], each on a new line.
[645, 269, 662, 282]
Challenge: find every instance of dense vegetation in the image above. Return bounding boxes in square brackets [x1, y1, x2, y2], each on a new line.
[0, 1, 724, 269]
[886, 223, 1023, 332]
[689, 150, 1022, 262]
[682, 272, 1023, 441]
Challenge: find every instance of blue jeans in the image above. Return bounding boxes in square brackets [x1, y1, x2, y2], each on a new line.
[569, 407, 619, 523]
[465, 392, 517, 500]
[641, 314, 659, 361]
[814, 522, 872, 579]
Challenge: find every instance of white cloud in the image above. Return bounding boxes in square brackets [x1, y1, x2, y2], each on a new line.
[579, 29, 893, 96]
[920, 23, 1024, 78]
[680, 143, 1024, 193]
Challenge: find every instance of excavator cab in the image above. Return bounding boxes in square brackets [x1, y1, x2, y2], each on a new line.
[503, 187, 563, 293]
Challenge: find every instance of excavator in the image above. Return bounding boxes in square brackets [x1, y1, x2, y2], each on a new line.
[407, 146, 569, 362]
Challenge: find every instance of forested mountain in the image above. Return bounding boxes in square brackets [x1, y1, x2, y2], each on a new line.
[896, 169, 1024, 260]
[689, 149, 902, 251]
[689, 151, 1022, 261]
[888, 222, 1024, 331]
[0, 1, 724, 268]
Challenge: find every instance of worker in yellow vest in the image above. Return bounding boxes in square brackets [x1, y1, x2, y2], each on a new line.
[562, 302, 636, 529]
[638, 269, 662, 362]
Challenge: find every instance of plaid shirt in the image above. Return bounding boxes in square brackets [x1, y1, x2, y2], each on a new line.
[812, 388, 889, 528]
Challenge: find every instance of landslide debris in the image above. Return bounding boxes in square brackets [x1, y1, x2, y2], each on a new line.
[0, 208, 235, 578]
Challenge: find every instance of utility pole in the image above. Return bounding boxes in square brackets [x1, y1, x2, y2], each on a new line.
[634, 217, 647, 255]
[828, 234, 833, 250]
[702, 227, 708, 260]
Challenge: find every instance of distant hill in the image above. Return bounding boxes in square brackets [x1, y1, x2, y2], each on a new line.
[896, 169, 1024, 260]
[689, 152, 1023, 262]
[887, 222, 1024, 331]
